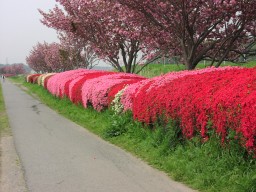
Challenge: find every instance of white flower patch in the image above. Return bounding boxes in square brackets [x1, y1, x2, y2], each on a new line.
[111, 87, 127, 114]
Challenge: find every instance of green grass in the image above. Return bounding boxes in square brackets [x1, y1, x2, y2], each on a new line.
[138, 61, 256, 77]
[10, 75, 256, 192]
[0, 83, 10, 136]
[137, 63, 186, 77]
[106, 116, 256, 192]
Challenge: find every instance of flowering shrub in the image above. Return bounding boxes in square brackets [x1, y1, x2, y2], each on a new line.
[69, 71, 115, 104]
[111, 87, 127, 114]
[37, 73, 56, 86]
[26, 74, 42, 83]
[37, 75, 43, 85]
[107, 80, 143, 106]
[46, 69, 90, 97]
[120, 77, 155, 111]
[33, 75, 41, 84]
[26, 74, 32, 82]
[132, 67, 256, 154]
[121, 66, 239, 112]
[43, 74, 56, 89]
[81, 73, 145, 111]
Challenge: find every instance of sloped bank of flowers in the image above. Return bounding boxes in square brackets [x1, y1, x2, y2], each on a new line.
[26, 67, 256, 156]
[130, 67, 256, 155]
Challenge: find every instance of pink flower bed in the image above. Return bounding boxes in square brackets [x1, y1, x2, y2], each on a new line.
[46, 69, 91, 97]
[44, 74, 56, 89]
[68, 71, 115, 104]
[81, 73, 146, 111]
[107, 80, 141, 106]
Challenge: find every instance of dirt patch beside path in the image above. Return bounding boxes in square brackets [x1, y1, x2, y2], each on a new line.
[0, 135, 28, 192]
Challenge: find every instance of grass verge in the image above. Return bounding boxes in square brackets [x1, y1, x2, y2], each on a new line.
[10, 76, 256, 192]
[0, 83, 10, 136]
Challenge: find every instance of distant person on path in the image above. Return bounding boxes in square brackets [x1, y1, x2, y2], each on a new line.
[2, 75, 5, 82]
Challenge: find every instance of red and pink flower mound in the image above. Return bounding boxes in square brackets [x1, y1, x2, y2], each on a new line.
[81, 73, 146, 111]
[68, 71, 115, 104]
[131, 67, 256, 154]
[26, 66, 256, 155]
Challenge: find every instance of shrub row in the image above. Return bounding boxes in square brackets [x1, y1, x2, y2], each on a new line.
[26, 66, 256, 156]
[26, 69, 146, 111]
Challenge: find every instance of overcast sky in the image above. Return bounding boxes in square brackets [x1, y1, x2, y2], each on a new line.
[0, 0, 59, 64]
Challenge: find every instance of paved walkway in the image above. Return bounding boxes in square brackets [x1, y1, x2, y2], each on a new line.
[1, 80, 196, 192]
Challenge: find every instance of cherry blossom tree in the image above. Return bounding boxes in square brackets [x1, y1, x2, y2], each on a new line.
[39, 0, 157, 73]
[0, 63, 26, 75]
[111, 0, 256, 69]
[58, 32, 99, 69]
[26, 42, 53, 73]
[11, 63, 27, 74]
[27, 41, 76, 72]
[26, 36, 97, 73]
[45, 41, 77, 72]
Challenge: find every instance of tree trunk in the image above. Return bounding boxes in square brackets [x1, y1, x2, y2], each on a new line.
[184, 58, 197, 70]
[185, 63, 194, 70]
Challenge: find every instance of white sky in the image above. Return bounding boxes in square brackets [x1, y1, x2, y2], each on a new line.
[0, 0, 59, 64]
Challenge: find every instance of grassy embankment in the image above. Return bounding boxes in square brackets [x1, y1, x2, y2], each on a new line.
[10, 62, 256, 192]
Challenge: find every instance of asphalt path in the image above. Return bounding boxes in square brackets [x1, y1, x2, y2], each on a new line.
[1, 79, 196, 192]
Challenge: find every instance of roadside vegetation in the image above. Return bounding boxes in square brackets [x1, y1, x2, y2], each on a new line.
[138, 61, 256, 77]
[0, 83, 9, 136]
[10, 63, 256, 192]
